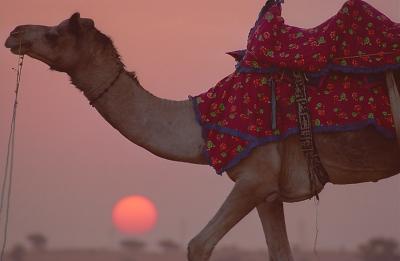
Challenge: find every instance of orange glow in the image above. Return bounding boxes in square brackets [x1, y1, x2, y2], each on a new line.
[112, 195, 157, 234]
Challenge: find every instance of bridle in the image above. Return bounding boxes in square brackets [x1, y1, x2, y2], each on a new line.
[89, 67, 124, 106]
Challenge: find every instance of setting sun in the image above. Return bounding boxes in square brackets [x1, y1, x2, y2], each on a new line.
[112, 195, 157, 234]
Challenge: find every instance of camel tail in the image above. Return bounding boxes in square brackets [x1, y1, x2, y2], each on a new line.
[386, 71, 400, 148]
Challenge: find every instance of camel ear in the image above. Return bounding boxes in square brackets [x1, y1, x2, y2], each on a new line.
[69, 12, 81, 35]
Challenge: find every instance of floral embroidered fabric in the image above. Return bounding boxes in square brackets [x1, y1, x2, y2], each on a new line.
[240, 0, 400, 75]
[192, 0, 399, 174]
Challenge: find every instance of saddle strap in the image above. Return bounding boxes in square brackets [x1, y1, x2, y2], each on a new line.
[292, 71, 329, 199]
[386, 71, 400, 148]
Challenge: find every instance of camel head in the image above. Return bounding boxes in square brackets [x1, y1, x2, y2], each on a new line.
[4, 13, 117, 73]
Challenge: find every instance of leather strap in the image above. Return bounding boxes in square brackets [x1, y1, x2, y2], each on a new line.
[292, 71, 329, 199]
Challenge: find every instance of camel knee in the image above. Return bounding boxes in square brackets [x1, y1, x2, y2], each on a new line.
[187, 236, 214, 261]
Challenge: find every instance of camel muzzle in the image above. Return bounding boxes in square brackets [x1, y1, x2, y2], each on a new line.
[4, 25, 47, 55]
[4, 33, 32, 55]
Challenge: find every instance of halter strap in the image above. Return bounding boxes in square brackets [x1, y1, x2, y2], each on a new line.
[89, 67, 124, 106]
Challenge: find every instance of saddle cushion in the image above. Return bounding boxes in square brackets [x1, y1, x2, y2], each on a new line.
[192, 0, 399, 174]
[239, 0, 400, 75]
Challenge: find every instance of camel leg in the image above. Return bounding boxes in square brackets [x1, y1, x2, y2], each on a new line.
[187, 176, 269, 261]
[257, 200, 294, 261]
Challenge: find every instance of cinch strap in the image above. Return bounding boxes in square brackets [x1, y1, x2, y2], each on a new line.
[292, 71, 330, 199]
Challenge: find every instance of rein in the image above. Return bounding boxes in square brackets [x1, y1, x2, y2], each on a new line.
[89, 67, 124, 106]
[1, 43, 25, 261]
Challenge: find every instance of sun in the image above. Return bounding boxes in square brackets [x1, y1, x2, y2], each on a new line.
[112, 195, 158, 234]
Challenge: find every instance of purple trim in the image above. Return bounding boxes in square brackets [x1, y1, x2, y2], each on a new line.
[203, 119, 395, 143]
[189, 96, 213, 168]
[237, 65, 279, 74]
[200, 124, 259, 143]
[189, 96, 396, 175]
[306, 63, 400, 79]
[313, 121, 395, 138]
[217, 120, 395, 174]
[235, 62, 400, 79]
[218, 129, 299, 174]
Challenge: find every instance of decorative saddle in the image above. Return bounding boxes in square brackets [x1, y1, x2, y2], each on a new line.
[191, 0, 400, 194]
[233, 0, 400, 75]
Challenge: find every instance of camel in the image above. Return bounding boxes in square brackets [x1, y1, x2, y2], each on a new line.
[4, 12, 400, 261]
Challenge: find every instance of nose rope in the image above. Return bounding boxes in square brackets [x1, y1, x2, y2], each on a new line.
[0, 39, 24, 261]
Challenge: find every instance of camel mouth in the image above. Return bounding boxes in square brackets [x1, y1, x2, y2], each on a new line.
[4, 36, 32, 55]
[25, 51, 53, 67]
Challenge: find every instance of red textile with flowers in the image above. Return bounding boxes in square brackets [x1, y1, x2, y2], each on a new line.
[241, 0, 400, 73]
[192, 0, 399, 174]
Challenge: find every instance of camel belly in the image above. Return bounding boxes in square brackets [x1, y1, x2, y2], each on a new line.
[277, 127, 400, 202]
[316, 126, 400, 184]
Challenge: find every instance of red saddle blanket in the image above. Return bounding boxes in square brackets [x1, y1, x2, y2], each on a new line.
[192, 0, 399, 174]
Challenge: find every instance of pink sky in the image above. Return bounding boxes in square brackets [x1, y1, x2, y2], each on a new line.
[0, 0, 399, 252]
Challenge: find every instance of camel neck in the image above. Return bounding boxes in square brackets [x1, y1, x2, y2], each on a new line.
[72, 66, 207, 165]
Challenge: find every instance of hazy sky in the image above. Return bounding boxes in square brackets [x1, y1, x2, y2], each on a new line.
[1, 0, 399, 253]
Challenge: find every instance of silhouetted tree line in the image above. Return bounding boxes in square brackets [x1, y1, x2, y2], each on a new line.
[8, 234, 400, 261]
[359, 237, 400, 261]
[8, 233, 47, 261]
[118, 238, 182, 261]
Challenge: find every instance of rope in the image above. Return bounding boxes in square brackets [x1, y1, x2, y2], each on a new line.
[313, 198, 320, 259]
[0, 42, 24, 261]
